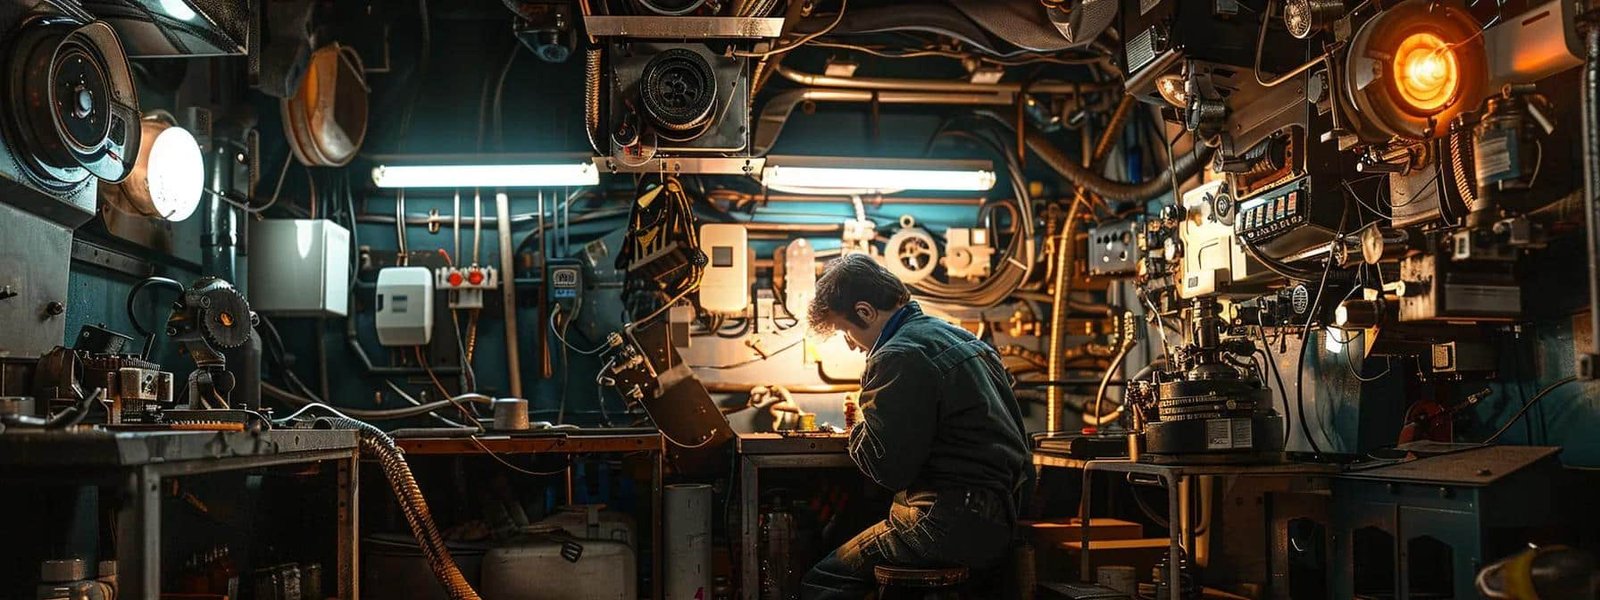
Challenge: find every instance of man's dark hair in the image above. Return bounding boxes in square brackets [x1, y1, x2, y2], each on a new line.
[808, 253, 911, 333]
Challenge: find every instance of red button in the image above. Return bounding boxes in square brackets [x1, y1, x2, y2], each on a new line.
[448, 272, 463, 287]
[467, 270, 484, 285]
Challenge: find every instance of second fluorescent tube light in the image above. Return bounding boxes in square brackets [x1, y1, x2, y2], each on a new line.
[371, 163, 599, 188]
[760, 165, 996, 194]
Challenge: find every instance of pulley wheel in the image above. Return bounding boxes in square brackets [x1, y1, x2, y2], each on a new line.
[883, 227, 939, 285]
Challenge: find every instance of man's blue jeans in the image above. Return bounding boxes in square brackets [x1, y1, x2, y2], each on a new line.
[800, 488, 1014, 600]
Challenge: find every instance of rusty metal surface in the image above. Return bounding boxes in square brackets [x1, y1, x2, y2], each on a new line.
[735, 432, 849, 455]
[0, 428, 357, 467]
[396, 432, 663, 455]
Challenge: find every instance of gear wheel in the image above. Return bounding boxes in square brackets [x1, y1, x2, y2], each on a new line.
[192, 279, 253, 350]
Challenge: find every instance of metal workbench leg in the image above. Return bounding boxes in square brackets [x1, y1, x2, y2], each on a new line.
[1166, 474, 1183, 600]
[1078, 465, 1093, 582]
[338, 452, 360, 600]
[118, 466, 161, 600]
[653, 451, 665, 600]
[740, 457, 759, 600]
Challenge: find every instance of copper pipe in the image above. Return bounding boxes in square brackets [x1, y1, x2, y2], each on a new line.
[773, 64, 1118, 95]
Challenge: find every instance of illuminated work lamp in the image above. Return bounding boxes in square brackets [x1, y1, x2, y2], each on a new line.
[1343, 0, 1485, 141]
[97, 116, 204, 222]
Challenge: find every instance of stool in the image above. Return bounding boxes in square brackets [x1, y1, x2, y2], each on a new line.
[874, 565, 971, 600]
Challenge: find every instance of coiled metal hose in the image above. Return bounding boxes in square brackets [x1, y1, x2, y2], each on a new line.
[315, 418, 481, 600]
[584, 48, 604, 155]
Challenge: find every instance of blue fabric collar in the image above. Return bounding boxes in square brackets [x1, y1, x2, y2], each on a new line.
[871, 302, 919, 354]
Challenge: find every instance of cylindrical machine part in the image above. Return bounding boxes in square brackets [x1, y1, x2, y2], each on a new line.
[665, 484, 713, 600]
[1283, 0, 1345, 39]
[496, 192, 523, 397]
[40, 559, 87, 583]
[491, 398, 530, 431]
[1335, 299, 1382, 329]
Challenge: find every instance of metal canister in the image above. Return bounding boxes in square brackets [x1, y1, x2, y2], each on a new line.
[492, 398, 530, 431]
[797, 413, 816, 432]
[842, 399, 858, 431]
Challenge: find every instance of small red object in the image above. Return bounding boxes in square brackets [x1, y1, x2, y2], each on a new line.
[467, 269, 484, 285]
[447, 272, 463, 287]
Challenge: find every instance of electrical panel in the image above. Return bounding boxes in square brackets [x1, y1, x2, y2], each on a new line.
[698, 224, 749, 316]
[435, 266, 498, 310]
[547, 258, 584, 315]
[375, 267, 435, 346]
[249, 220, 351, 317]
[1088, 219, 1140, 276]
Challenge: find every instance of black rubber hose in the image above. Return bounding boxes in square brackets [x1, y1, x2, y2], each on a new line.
[313, 417, 481, 600]
[1024, 126, 1216, 203]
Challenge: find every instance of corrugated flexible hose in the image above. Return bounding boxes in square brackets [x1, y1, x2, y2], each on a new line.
[315, 417, 482, 600]
[585, 48, 604, 155]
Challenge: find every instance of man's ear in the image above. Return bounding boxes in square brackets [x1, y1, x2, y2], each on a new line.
[854, 301, 875, 324]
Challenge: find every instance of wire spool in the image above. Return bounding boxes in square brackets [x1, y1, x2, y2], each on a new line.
[281, 43, 368, 167]
[638, 48, 718, 142]
[883, 216, 939, 285]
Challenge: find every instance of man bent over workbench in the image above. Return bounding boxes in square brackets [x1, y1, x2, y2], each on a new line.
[799, 253, 1031, 600]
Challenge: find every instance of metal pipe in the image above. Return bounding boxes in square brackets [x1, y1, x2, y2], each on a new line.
[473, 189, 483, 265]
[755, 88, 1015, 154]
[708, 190, 984, 206]
[452, 189, 461, 261]
[772, 64, 1117, 95]
[497, 192, 523, 397]
[1584, 22, 1600, 379]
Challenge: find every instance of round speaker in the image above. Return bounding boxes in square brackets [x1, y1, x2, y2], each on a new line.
[638, 48, 717, 141]
[4, 19, 140, 188]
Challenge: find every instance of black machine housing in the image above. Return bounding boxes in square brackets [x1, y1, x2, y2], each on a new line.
[607, 42, 750, 162]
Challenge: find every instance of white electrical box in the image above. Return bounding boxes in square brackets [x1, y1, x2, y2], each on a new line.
[698, 224, 749, 315]
[248, 219, 350, 317]
[1178, 180, 1264, 299]
[375, 267, 434, 346]
[783, 238, 817, 323]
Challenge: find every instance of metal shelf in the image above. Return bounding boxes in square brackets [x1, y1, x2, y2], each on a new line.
[583, 16, 784, 39]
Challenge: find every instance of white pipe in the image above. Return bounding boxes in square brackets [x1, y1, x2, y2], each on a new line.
[664, 484, 713, 600]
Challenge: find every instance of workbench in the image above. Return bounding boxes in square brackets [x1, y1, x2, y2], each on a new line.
[0, 428, 360, 600]
[1071, 459, 1340, 600]
[737, 433, 855, 600]
[395, 430, 666, 599]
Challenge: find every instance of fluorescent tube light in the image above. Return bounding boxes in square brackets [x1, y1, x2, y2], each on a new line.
[371, 163, 599, 188]
[760, 165, 995, 195]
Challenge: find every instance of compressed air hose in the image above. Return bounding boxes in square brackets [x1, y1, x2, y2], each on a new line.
[313, 417, 482, 600]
